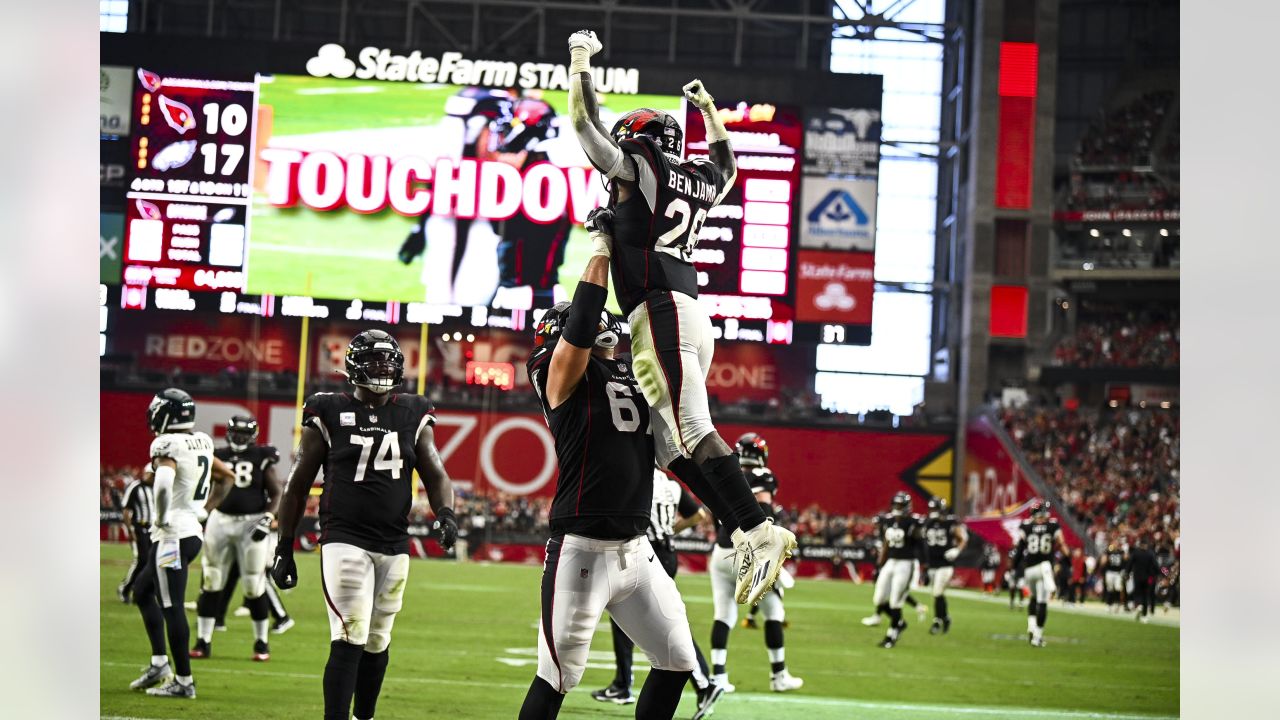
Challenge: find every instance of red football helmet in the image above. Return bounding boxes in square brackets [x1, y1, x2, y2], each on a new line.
[611, 108, 683, 155]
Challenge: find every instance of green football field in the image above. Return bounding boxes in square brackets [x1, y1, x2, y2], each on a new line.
[246, 74, 678, 306]
[100, 543, 1178, 719]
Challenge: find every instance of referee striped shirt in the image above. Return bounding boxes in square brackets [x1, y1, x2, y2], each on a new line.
[122, 479, 155, 530]
[648, 471, 701, 546]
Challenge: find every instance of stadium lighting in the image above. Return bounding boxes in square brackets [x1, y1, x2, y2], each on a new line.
[1159, 228, 1169, 236]
[1121, 228, 1132, 237]
[1089, 228, 1100, 237]
[466, 334, 475, 342]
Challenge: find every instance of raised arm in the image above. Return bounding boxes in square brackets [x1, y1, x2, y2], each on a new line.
[682, 79, 737, 201]
[545, 209, 614, 407]
[567, 30, 635, 181]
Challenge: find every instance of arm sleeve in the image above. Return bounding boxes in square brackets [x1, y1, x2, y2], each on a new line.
[261, 446, 282, 468]
[301, 395, 332, 446]
[413, 395, 437, 442]
[526, 348, 553, 408]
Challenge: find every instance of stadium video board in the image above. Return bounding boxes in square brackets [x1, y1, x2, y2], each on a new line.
[248, 72, 681, 313]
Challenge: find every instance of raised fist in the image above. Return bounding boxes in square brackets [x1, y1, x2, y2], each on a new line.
[683, 79, 716, 111]
[568, 30, 602, 56]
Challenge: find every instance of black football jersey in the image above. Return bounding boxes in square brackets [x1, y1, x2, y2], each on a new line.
[878, 512, 923, 561]
[213, 444, 280, 515]
[923, 515, 958, 566]
[609, 135, 731, 316]
[1018, 519, 1061, 566]
[1105, 549, 1127, 571]
[302, 392, 436, 555]
[527, 349, 654, 540]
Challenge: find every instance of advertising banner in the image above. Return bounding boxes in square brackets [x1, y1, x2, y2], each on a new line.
[100, 65, 134, 137]
[799, 176, 878, 252]
[803, 106, 880, 177]
[794, 250, 874, 324]
[100, 390, 948, 516]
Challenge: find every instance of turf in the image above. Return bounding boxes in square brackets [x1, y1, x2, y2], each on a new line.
[100, 543, 1177, 719]
[246, 74, 678, 306]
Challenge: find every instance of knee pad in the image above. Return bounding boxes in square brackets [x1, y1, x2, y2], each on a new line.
[366, 628, 392, 654]
[201, 564, 225, 593]
[760, 593, 785, 623]
[646, 626, 696, 672]
[241, 569, 267, 599]
[713, 598, 738, 627]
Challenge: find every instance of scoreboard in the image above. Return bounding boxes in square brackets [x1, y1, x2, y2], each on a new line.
[123, 69, 258, 292]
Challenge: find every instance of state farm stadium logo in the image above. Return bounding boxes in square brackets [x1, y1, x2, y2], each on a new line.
[814, 282, 856, 311]
[260, 150, 610, 223]
[798, 259, 873, 283]
[305, 44, 640, 94]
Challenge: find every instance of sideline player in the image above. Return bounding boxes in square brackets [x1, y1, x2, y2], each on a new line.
[118, 469, 155, 603]
[707, 433, 804, 696]
[1101, 541, 1129, 613]
[869, 492, 924, 648]
[189, 414, 282, 661]
[980, 544, 1001, 594]
[129, 388, 236, 698]
[271, 330, 459, 720]
[1014, 499, 1070, 647]
[592, 466, 720, 714]
[566, 29, 796, 606]
[921, 497, 968, 634]
[519, 209, 695, 720]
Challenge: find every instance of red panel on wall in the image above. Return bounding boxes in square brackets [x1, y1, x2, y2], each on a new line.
[998, 42, 1039, 98]
[989, 284, 1029, 338]
[995, 42, 1038, 209]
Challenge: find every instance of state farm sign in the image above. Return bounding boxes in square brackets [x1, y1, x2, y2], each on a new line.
[795, 250, 874, 324]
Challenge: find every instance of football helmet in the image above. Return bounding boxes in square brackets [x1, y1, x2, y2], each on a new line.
[498, 97, 559, 154]
[533, 301, 621, 350]
[890, 491, 912, 516]
[147, 388, 195, 434]
[226, 414, 260, 451]
[344, 330, 405, 394]
[927, 497, 947, 518]
[612, 108, 683, 156]
[1029, 498, 1051, 520]
[736, 433, 769, 468]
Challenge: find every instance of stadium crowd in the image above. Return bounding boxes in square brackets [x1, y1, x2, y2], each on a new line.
[1073, 90, 1176, 168]
[1053, 304, 1179, 368]
[1001, 404, 1180, 553]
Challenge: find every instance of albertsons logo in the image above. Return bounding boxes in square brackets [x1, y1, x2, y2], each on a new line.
[804, 186, 874, 249]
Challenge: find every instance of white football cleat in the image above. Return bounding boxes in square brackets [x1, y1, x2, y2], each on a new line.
[733, 519, 798, 605]
[916, 603, 928, 623]
[860, 614, 882, 627]
[712, 673, 735, 694]
[770, 670, 804, 692]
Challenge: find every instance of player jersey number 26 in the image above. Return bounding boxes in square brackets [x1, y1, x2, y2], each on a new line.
[654, 197, 709, 261]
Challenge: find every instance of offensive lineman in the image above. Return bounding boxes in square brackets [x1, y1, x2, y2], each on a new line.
[271, 330, 459, 720]
[566, 29, 796, 606]
[921, 497, 968, 634]
[870, 492, 925, 648]
[190, 414, 282, 661]
[1014, 499, 1070, 647]
[1102, 541, 1129, 613]
[519, 209, 696, 719]
[129, 388, 236, 698]
[707, 433, 804, 696]
[591, 467, 721, 715]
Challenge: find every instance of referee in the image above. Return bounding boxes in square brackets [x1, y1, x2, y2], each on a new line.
[592, 468, 718, 709]
[117, 469, 156, 603]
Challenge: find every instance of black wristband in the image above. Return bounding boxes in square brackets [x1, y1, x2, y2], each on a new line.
[277, 537, 295, 552]
[436, 507, 457, 525]
[562, 281, 608, 348]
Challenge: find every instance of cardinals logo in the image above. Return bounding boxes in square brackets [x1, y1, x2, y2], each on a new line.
[135, 199, 162, 220]
[157, 95, 196, 135]
[137, 68, 163, 93]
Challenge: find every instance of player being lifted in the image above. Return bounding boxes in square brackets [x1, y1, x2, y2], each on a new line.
[1014, 499, 1070, 647]
[189, 414, 282, 661]
[271, 330, 459, 720]
[921, 497, 968, 634]
[566, 28, 796, 607]
[519, 209, 697, 720]
[870, 492, 926, 649]
[706, 433, 804, 700]
[129, 388, 236, 699]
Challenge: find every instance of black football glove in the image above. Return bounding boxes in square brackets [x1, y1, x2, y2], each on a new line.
[250, 512, 274, 542]
[584, 206, 614, 236]
[397, 221, 426, 264]
[271, 541, 298, 589]
[433, 507, 459, 551]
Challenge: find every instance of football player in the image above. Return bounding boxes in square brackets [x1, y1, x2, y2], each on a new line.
[519, 209, 695, 720]
[1013, 499, 1070, 647]
[869, 492, 925, 648]
[980, 544, 1001, 594]
[706, 432, 804, 697]
[189, 414, 282, 661]
[592, 466, 720, 715]
[118, 468, 155, 603]
[921, 497, 968, 634]
[1102, 540, 1129, 613]
[271, 330, 459, 720]
[129, 388, 236, 698]
[566, 29, 795, 607]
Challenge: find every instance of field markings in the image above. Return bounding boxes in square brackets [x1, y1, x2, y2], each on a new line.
[947, 589, 1180, 627]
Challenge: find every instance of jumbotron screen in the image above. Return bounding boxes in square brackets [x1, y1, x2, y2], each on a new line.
[248, 73, 681, 312]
